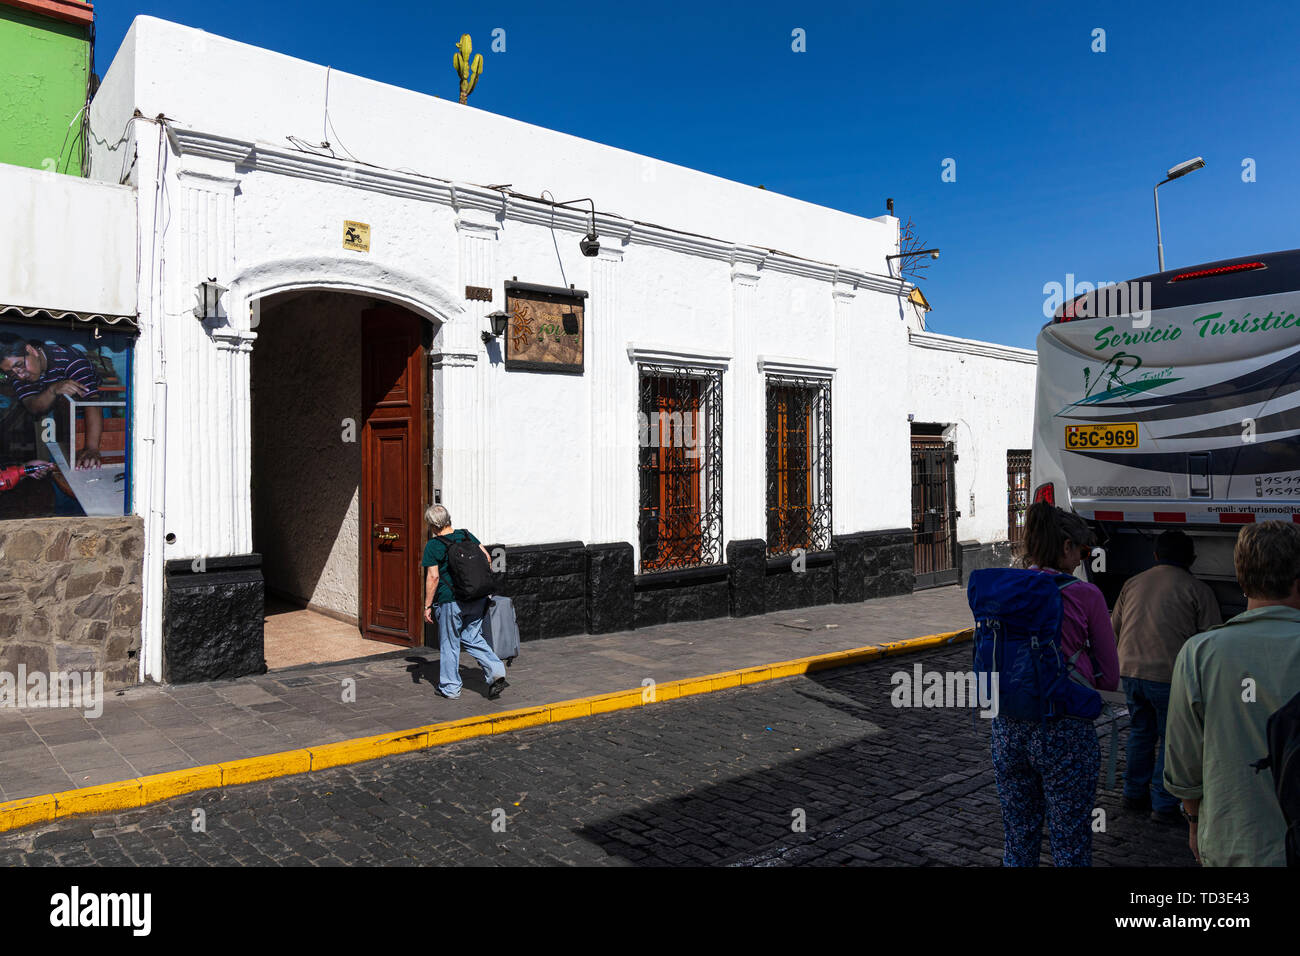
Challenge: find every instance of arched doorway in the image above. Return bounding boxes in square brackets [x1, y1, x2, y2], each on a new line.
[250, 290, 434, 666]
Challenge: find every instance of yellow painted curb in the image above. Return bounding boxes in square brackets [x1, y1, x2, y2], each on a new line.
[490, 706, 551, 734]
[0, 624, 974, 834]
[3, 794, 56, 830]
[220, 749, 312, 786]
[547, 699, 592, 723]
[142, 765, 223, 803]
[310, 730, 430, 771]
[55, 779, 143, 818]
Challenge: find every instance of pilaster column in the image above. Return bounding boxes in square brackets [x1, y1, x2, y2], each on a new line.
[728, 262, 764, 542]
[589, 245, 624, 544]
[169, 166, 243, 560]
[441, 210, 498, 538]
[832, 284, 857, 535]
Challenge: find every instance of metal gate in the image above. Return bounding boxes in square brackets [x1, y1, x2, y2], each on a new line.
[1007, 449, 1031, 547]
[911, 437, 959, 589]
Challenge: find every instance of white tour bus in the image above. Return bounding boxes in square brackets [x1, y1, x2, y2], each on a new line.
[1032, 249, 1300, 617]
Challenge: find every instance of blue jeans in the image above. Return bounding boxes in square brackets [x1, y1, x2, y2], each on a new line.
[1122, 677, 1177, 812]
[435, 598, 505, 698]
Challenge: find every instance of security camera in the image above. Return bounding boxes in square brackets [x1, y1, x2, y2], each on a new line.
[580, 233, 600, 257]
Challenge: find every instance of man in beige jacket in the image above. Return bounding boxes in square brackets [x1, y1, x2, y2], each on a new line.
[1111, 531, 1221, 824]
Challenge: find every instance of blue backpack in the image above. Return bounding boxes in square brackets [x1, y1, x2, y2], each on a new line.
[968, 567, 1103, 722]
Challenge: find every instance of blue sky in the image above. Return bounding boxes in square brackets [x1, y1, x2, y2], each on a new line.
[94, 1, 1300, 349]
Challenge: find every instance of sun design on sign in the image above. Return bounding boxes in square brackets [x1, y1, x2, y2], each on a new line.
[509, 300, 532, 352]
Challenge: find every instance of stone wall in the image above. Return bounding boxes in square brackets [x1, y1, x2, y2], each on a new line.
[486, 541, 587, 642]
[765, 550, 836, 611]
[438, 529, 918, 649]
[0, 516, 143, 688]
[959, 539, 1018, 586]
[164, 555, 265, 683]
[834, 529, 915, 600]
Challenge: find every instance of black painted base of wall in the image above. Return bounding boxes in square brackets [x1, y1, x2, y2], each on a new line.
[164, 555, 267, 683]
[477, 529, 918, 642]
[485, 541, 587, 642]
[633, 563, 731, 629]
[765, 549, 836, 612]
[835, 529, 915, 600]
[958, 539, 1017, 586]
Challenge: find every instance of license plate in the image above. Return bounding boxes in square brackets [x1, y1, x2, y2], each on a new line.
[1065, 423, 1139, 450]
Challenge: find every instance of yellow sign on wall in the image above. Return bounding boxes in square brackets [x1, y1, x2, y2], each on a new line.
[343, 221, 370, 252]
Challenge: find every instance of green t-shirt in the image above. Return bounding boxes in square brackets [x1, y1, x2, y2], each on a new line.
[421, 530, 480, 606]
[1164, 606, 1300, 866]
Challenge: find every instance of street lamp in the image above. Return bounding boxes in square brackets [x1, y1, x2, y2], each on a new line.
[1154, 157, 1205, 272]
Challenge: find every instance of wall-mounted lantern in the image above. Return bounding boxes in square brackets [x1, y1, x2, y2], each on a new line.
[194, 278, 227, 321]
[553, 197, 600, 257]
[482, 309, 509, 344]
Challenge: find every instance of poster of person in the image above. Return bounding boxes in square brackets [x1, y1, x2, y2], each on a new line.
[0, 322, 132, 519]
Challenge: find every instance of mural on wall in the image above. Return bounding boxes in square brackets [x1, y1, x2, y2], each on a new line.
[0, 322, 131, 519]
[504, 281, 586, 373]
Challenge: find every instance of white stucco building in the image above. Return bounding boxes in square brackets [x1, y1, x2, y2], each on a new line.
[48, 16, 1042, 684]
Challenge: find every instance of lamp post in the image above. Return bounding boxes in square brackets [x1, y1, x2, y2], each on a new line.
[885, 248, 940, 280]
[1154, 157, 1205, 272]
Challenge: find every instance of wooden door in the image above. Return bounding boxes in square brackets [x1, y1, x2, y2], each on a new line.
[361, 308, 424, 645]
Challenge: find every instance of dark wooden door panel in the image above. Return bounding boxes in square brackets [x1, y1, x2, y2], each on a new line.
[361, 309, 424, 646]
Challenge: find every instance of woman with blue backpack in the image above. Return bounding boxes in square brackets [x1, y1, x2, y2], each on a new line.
[968, 501, 1120, 866]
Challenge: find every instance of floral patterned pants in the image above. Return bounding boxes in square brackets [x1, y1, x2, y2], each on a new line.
[991, 715, 1100, 866]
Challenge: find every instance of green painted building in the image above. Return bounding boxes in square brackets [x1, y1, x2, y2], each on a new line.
[0, 0, 94, 176]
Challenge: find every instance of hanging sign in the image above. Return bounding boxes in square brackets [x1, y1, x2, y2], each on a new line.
[503, 280, 587, 373]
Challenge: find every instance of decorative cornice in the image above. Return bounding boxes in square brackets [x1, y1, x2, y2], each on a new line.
[909, 331, 1037, 364]
[165, 126, 911, 296]
[757, 356, 836, 379]
[429, 350, 478, 368]
[175, 167, 239, 192]
[211, 326, 257, 351]
[454, 206, 502, 236]
[627, 343, 731, 370]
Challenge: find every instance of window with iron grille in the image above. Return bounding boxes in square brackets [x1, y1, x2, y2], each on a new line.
[1007, 449, 1031, 545]
[637, 364, 723, 573]
[765, 377, 832, 555]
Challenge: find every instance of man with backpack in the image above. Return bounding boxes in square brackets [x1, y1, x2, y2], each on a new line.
[1110, 531, 1221, 824]
[1164, 521, 1300, 866]
[421, 504, 507, 701]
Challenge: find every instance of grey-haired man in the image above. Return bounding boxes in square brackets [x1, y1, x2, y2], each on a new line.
[420, 504, 507, 700]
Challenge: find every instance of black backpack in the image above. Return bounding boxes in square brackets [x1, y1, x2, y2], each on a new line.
[436, 532, 494, 602]
[1253, 689, 1300, 866]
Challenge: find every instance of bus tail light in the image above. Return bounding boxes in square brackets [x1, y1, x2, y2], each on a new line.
[1033, 483, 1055, 506]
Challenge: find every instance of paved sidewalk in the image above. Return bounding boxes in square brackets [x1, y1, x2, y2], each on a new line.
[0, 586, 972, 803]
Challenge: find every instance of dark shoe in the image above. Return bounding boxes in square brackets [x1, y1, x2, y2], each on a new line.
[1122, 795, 1151, 812]
[1151, 808, 1182, 826]
[488, 677, 508, 700]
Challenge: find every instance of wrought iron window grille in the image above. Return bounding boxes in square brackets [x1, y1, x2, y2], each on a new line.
[765, 375, 832, 557]
[637, 363, 724, 573]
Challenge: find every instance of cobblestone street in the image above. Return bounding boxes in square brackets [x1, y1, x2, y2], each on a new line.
[0, 643, 1191, 867]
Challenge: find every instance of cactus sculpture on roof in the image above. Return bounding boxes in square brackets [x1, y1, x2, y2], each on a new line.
[453, 34, 484, 105]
